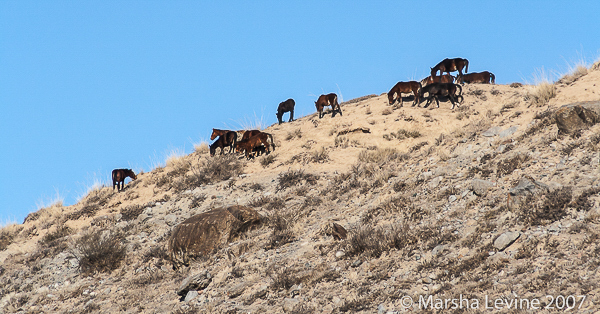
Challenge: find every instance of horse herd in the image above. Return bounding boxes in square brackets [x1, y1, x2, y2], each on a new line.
[112, 58, 494, 191]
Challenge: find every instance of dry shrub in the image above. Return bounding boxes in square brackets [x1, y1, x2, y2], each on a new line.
[311, 147, 329, 163]
[527, 83, 556, 107]
[335, 136, 349, 148]
[382, 108, 393, 115]
[519, 109, 555, 138]
[260, 154, 276, 168]
[286, 129, 302, 140]
[38, 224, 72, 257]
[265, 210, 296, 249]
[173, 155, 244, 192]
[573, 187, 600, 212]
[0, 224, 22, 251]
[68, 204, 100, 221]
[518, 187, 573, 226]
[358, 147, 405, 164]
[409, 141, 429, 153]
[71, 229, 127, 275]
[269, 267, 303, 291]
[276, 169, 319, 192]
[194, 142, 209, 154]
[189, 194, 206, 209]
[120, 204, 145, 221]
[558, 65, 588, 85]
[497, 154, 529, 177]
[345, 223, 417, 258]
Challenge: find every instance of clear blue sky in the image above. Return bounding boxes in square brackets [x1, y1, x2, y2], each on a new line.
[1, 1, 599, 225]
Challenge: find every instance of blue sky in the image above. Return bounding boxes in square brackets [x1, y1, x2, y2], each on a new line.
[1, 1, 599, 225]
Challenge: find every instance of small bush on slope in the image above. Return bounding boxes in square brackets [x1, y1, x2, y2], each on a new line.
[71, 229, 127, 275]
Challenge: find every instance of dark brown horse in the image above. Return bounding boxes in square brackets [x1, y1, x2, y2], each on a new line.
[387, 81, 422, 106]
[241, 129, 261, 141]
[210, 131, 237, 156]
[419, 82, 463, 109]
[315, 93, 342, 119]
[112, 169, 137, 191]
[235, 132, 275, 159]
[420, 74, 455, 86]
[456, 71, 495, 84]
[276, 99, 295, 124]
[210, 128, 231, 141]
[431, 58, 469, 78]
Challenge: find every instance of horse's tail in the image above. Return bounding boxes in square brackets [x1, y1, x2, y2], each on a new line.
[490, 72, 496, 84]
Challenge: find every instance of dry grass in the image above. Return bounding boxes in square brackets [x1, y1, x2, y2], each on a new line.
[528, 82, 556, 107]
[0, 224, 23, 251]
[277, 169, 319, 192]
[71, 229, 127, 275]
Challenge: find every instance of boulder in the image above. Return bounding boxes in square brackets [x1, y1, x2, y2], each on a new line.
[554, 101, 600, 135]
[177, 271, 212, 299]
[494, 231, 521, 251]
[471, 179, 495, 196]
[321, 222, 347, 240]
[168, 205, 260, 269]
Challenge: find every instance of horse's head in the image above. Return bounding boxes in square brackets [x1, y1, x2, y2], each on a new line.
[387, 92, 395, 105]
[210, 129, 219, 141]
[127, 169, 137, 180]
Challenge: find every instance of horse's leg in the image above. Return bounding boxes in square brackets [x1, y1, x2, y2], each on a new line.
[449, 95, 457, 110]
[289, 110, 294, 122]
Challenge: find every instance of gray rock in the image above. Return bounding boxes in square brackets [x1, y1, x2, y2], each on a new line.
[509, 178, 549, 196]
[432, 244, 445, 256]
[555, 101, 600, 135]
[499, 126, 518, 138]
[448, 195, 457, 202]
[351, 260, 363, 268]
[494, 231, 521, 251]
[482, 126, 502, 137]
[227, 282, 247, 299]
[177, 271, 212, 298]
[471, 179, 495, 196]
[429, 176, 442, 188]
[378, 304, 386, 314]
[164, 214, 178, 226]
[283, 298, 300, 312]
[184, 290, 198, 302]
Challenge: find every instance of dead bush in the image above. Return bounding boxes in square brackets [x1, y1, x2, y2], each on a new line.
[527, 83, 556, 107]
[260, 154, 276, 168]
[71, 229, 127, 275]
[276, 169, 319, 192]
[311, 147, 329, 163]
[38, 224, 72, 257]
[345, 223, 417, 258]
[120, 204, 145, 221]
[68, 204, 100, 221]
[518, 187, 573, 226]
[189, 194, 206, 209]
[497, 154, 529, 177]
[0, 224, 22, 251]
[174, 155, 244, 192]
[265, 210, 296, 249]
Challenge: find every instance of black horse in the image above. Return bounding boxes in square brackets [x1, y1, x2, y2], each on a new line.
[276, 98, 295, 124]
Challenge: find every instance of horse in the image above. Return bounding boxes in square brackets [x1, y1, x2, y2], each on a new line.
[419, 82, 463, 109]
[112, 169, 137, 191]
[276, 99, 295, 124]
[235, 132, 275, 159]
[420, 74, 455, 86]
[315, 93, 342, 119]
[209, 131, 238, 156]
[456, 71, 495, 84]
[241, 129, 262, 141]
[210, 128, 231, 141]
[431, 58, 469, 78]
[387, 81, 422, 106]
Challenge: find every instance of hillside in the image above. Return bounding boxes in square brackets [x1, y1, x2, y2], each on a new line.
[2, 63, 600, 313]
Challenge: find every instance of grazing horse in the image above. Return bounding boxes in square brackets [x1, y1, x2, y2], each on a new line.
[235, 132, 275, 158]
[210, 128, 231, 141]
[420, 74, 455, 86]
[112, 169, 137, 191]
[209, 131, 238, 156]
[387, 81, 422, 106]
[315, 93, 342, 119]
[419, 83, 463, 109]
[431, 58, 469, 78]
[241, 129, 262, 141]
[276, 99, 295, 125]
[456, 71, 495, 84]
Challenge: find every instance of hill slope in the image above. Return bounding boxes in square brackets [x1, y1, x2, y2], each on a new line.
[2, 65, 600, 313]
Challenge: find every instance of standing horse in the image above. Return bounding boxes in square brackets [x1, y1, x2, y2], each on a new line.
[315, 93, 342, 119]
[235, 132, 275, 159]
[419, 83, 463, 109]
[431, 58, 469, 78]
[210, 128, 231, 141]
[420, 74, 455, 86]
[276, 99, 295, 124]
[456, 71, 495, 84]
[387, 81, 422, 106]
[112, 169, 137, 191]
[209, 131, 238, 156]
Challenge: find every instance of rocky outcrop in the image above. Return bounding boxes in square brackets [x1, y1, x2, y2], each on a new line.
[168, 205, 260, 269]
[554, 101, 600, 135]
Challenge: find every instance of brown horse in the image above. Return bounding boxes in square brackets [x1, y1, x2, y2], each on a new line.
[315, 93, 342, 119]
[236, 132, 275, 158]
[431, 58, 469, 78]
[241, 129, 261, 141]
[210, 128, 231, 141]
[210, 131, 237, 156]
[387, 81, 422, 106]
[418, 82, 463, 109]
[112, 169, 137, 191]
[456, 71, 495, 84]
[420, 74, 455, 86]
[276, 98, 295, 124]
